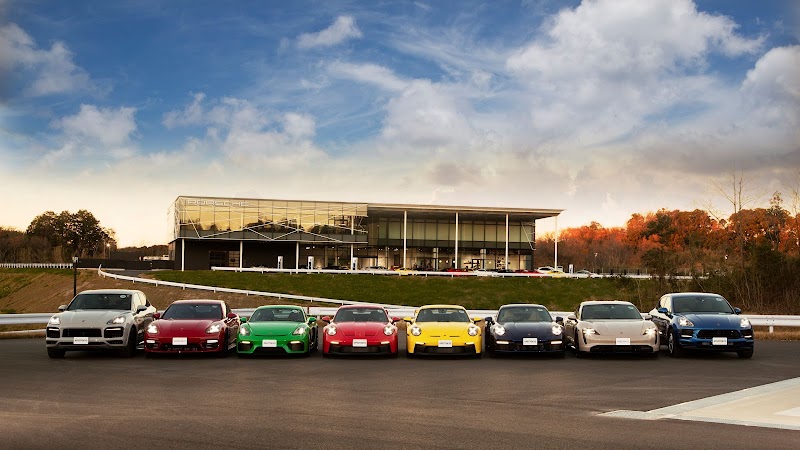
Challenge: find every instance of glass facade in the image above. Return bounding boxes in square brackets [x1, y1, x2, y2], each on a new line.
[170, 196, 559, 271]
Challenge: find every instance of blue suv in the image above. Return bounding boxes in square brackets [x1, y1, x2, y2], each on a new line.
[649, 292, 754, 359]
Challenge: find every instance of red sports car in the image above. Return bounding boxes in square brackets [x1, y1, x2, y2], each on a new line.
[322, 305, 400, 356]
[144, 300, 240, 356]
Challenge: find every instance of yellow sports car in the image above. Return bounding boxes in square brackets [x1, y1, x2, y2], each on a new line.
[405, 305, 483, 357]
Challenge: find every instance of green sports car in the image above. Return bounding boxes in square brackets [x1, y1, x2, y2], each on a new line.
[237, 305, 318, 356]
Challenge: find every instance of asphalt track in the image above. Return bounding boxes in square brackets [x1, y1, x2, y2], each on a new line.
[1, 338, 799, 449]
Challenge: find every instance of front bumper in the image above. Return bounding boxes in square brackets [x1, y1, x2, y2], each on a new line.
[583, 334, 659, 354]
[490, 337, 564, 354]
[45, 326, 130, 350]
[407, 337, 482, 355]
[323, 336, 398, 355]
[675, 328, 754, 351]
[237, 336, 309, 355]
[144, 334, 225, 353]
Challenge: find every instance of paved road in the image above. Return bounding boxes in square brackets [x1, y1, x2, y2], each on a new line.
[1, 339, 798, 449]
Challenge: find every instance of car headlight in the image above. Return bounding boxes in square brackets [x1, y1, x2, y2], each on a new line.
[292, 325, 308, 335]
[383, 324, 396, 336]
[325, 325, 338, 336]
[492, 324, 506, 336]
[48, 315, 60, 325]
[678, 317, 694, 327]
[107, 315, 126, 325]
[410, 325, 422, 336]
[239, 326, 250, 336]
[147, 323, 158, 334]
[551, 324, 563, 336]
[468, 324, 480, 336]
[205, 324, 222, 334]
[582, 328, 596, 335]
[644, 328, 657, 337]
[740, 318, 750, 328]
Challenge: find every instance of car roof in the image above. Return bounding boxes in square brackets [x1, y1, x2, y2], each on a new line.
[338, 304, 384, 310]
[580, 300, 633, 306]
[499, 303, 547, 309]
[78, 289, 143, 295]
[255, 304, 303, 310]
[419, 304, 466, 310]
[169, 299, 224, 305]
[669, 292, 723, 297]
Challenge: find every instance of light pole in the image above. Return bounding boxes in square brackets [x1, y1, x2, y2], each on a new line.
[105, 243, 110, 259]
[72, 256, 78, 298]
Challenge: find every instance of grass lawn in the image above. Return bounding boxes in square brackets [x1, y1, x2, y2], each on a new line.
[150, 270, 663, 312]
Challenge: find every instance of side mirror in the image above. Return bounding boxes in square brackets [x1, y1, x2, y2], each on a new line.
[472, 317, 483, 323]
[403, 317, 414, 323]
[153, 312, 161, 320]
[656, 307, 669, 315]
[308, 317, 317, 324]
[240, 317, 247, 323]
[321, 316, 331, 323]
[391, 316, 401, 323]
[227, 312, 237, 319]
[567, 314, 576, 321]
[555, 316, 564, 324]
[484, 316, 494, 325]
[136, 305, 148, 313]
[643, 314, 652, 321]
[734, 307, 741, 314]
[58, 305, 67, 312]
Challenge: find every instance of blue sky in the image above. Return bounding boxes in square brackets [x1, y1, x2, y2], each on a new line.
[1, 0, 798, 246]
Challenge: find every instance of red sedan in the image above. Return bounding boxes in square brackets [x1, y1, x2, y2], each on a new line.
[322, 305, 400, 356]
[144, 300, 240, 356]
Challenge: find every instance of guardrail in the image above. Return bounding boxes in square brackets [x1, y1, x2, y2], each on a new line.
[97, 268, 401, 308]
[0, 263, 73, 269]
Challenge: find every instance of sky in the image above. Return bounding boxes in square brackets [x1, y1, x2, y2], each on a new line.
[1, 0, 798, 247]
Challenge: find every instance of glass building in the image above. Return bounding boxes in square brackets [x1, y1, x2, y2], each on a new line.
[168, 196, 561, 271]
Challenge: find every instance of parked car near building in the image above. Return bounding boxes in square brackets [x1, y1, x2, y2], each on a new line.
[144, 300, 240, 356]
[562, 301, 659, 357]
[45, 289, 156, 358]
[649, 292, 754, 358]
[321, 305, 400, 356]
[485, 304, 565, 357]
[405, 305, 483, 357]
[237, 305, 317, 356]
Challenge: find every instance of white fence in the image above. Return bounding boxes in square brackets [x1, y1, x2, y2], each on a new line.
[0, 263, 73, 269]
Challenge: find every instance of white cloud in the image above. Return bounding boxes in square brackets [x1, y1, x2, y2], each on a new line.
[54, 104, 137, 147]
[740, 45, 800, 127]
[327, 61, 409, 92]
[0, 23, 98, 98]
[297, 16, 362, 49]
[162, 92, 207, 128]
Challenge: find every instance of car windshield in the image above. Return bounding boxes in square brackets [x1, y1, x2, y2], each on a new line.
[673, 296, 734, 314]
[497, 306, 552, 323]
[67, 293, 132, 311]
[581, 304, 642, 320]
[162, 303, 223, 320]
[416, 308, 470, 323]
[250, 307, 305, 322]
[334, 308, 388, 323]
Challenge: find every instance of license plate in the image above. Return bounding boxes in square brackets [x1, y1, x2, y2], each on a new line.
[73, 337, 88, 345]
[172, 337, 188, 346]
[712, 337, 728, 346]
[262, 339, 277, 348]
[438, 340, 453, 348]
[523, 338, 538, 346]
[353, 339, 368, 348]
[616, 338, 631, 345]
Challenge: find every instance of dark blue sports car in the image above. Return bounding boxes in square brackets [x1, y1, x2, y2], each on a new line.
[485, 304, 565, 357]
[649, 292, 754, 358]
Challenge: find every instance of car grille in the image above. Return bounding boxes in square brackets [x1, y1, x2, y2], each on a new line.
[698, 330, 740, 339]
[329, 344, 391, 354]
[253, 346, 288, 355]
[589, 345, 655, 354]
[104, 328, 124, 339]
[46, 328, 60, 338]
[62, 328, 102, 338]
[494, 341, 562, 352]
[415, 344, 476, 354]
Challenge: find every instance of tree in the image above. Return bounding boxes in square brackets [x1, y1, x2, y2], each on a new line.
[25, 210, 112, 259]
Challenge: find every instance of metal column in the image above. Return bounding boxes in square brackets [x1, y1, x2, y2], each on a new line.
[181, 239, 185, 272]
[505, 214, 509, 270]
[403, 210, 407, 269]
[454, 212, 459, 270]
[296, 242, 300, 270]
[554, 215, 559, 269]
[239, 241, 243, 269]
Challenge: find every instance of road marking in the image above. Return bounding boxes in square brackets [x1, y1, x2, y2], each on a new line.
[601, 377, 800, 431]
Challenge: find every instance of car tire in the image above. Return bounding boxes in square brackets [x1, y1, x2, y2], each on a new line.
[667, 329, 684, 358]
[47, 348, 65, 359]
[144, 351, 154, 359]
[556, 350, 566, 359]
[216, 330, 230, 358]
[737, 349, 754, 359]
[119, 327, 137, 358]
[573, 331, 586, 358]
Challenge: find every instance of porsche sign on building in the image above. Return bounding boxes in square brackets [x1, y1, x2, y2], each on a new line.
[168, 196, 561, 271]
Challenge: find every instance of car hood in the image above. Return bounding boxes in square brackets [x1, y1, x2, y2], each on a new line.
[57, 310, 130, 326]
[152, 319, 216, 336]
[582, 319, 648, 336]
[677, 313, 742, 328]
[415, 322, 474, 337]
[246, 321, 302, 337]
[497, 322, 556, 338]
[333, 321, 386, 337]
